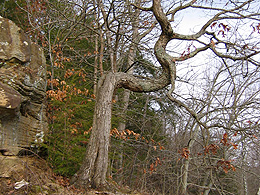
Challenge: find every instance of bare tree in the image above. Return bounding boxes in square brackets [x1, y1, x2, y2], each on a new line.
[68, 0, 260, 189]
[18, 0, 260, 192]
[160, 57, 260, 195]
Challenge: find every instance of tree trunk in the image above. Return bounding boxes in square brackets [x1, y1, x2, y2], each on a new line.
[116, 88, 131, 183]
[71, 72, 117, 188]
[116, 19, 137, 182]
[93, 34, 98, 95]
[71, 0, 174, 189]
[180, 124, 200, 195]
[70, 70, 169, 189]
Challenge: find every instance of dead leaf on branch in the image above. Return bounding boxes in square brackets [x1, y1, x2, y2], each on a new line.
[217, 159, 236, 173]
[178, 147, 190, 159]
[204, 144, 219, 155]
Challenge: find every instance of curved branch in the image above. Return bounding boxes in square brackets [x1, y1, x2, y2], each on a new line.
[152, 0, 177, 97]
[167, 95, 208, 129]
[115, 72, 170, 92]
[130, 3, 152, 11]
[210, 46, 260, 66]
[168, 0, 196, 21]
[173, 45, 211, 61]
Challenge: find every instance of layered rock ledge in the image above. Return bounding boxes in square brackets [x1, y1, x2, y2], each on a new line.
[0, 16, 47, 156]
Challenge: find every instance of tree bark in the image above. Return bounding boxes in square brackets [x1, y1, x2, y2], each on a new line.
[71, 71, 169, 188]
[93, 34, 98, 95]
[71, 72, 117, 188]
[116, 88, 131, 183]
[180, 124, 200, 195]
[71, 0, 174, 188]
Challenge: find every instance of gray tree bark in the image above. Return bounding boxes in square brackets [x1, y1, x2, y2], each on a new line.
[71, 0, 177, 188]
[71, 72, 117, 188]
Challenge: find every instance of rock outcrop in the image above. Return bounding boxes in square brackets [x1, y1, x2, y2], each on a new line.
[0, 16, 47, 155]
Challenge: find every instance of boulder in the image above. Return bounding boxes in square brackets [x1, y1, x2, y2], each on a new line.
[0, 16, 47, 155]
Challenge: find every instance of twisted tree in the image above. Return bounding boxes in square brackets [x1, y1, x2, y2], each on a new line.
[70, 0, 260, 189]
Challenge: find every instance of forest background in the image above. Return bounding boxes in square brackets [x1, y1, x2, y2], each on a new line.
[1, 0, 260, 194]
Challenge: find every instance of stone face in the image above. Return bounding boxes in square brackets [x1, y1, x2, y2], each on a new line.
[0, 17, 47, 155]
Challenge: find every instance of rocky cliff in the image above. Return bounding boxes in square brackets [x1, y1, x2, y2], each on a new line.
[0, 16, 47, 155]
